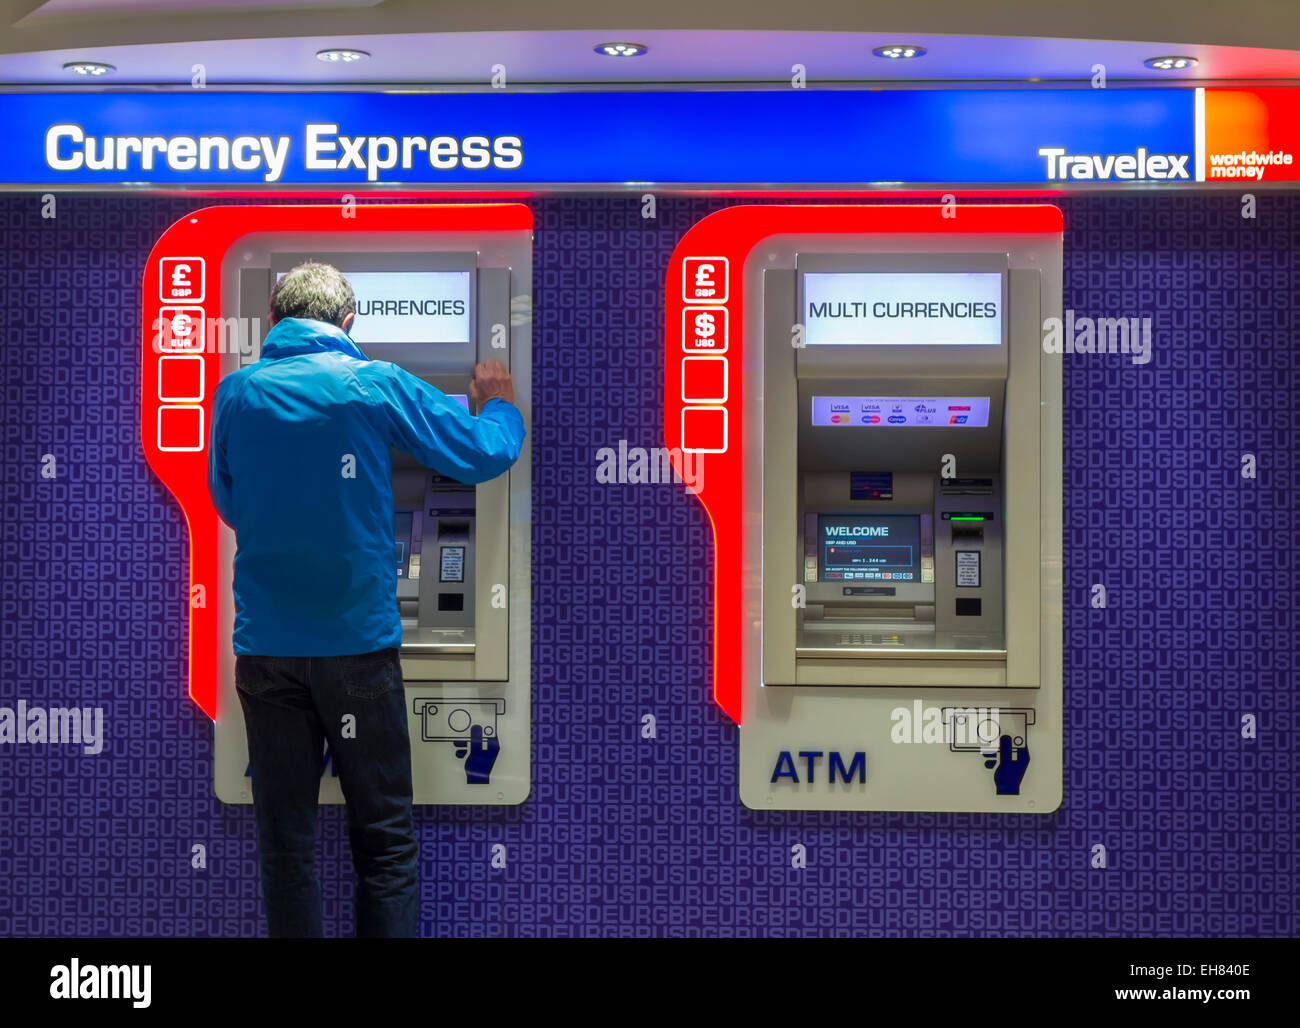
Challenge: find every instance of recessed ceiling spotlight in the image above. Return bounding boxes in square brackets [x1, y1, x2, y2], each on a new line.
[1144, 55, 1198, 71]
[63, 61, 115, 77]
[594, 42, 647, 57]
[873, 44, 927, 60]
[316, 48, 370, 64]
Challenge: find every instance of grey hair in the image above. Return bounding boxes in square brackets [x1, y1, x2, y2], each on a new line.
[269, 261, 356, 327]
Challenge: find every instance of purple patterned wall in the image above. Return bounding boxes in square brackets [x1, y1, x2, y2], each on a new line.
[0, 194, 1295, 936]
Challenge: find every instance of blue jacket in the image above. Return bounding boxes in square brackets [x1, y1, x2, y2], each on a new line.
[207, 317, 525, 656]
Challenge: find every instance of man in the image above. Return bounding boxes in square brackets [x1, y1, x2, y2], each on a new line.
[207, 261, 524, 938]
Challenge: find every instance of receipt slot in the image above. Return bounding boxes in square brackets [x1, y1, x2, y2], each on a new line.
[663, 206, 1062, 812]
[140, 204, 531, 807]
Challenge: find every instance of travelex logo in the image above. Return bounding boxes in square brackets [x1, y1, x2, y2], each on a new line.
[1038, 146, 1190, 181]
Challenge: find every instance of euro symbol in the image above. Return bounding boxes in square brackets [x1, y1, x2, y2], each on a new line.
[171, 313, 193, 337]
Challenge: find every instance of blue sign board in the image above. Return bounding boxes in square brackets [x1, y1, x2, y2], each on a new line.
[0, 89, 1196, 186]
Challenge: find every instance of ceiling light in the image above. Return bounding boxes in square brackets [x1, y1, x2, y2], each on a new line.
[594, 42, 647, 57]
[63, 61, 115, 77]
[1144, 55, 1198, 71]
[873, 45, 926, 60]
[316, 48, 370, 64]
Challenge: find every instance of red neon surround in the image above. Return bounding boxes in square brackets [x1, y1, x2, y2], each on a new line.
[663, 204, 1064, 725]
[141, 202, 533, 719]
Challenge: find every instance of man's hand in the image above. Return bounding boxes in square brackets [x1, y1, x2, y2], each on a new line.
[469, 359, 514, 409]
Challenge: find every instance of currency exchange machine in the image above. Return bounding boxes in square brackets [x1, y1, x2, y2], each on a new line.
[769, 254, 1013, 682]
[201, 214, 532, 806]
[663, 205, 1063, 812]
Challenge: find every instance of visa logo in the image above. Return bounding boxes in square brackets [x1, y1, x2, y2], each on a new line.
[771, 750, 867, 784]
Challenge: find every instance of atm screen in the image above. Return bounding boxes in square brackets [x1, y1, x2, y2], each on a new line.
[344, 271, 471, 344]
[802, 271, 1003, 346]
[819, 514, 920, 582]
[272, 269, 472, 344]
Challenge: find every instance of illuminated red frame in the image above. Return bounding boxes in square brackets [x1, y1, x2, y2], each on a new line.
[663, 204, 1064, 724]
[141, 202, 533, 719]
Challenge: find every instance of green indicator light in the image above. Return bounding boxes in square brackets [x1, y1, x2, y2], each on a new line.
[950, 516, 986, 521]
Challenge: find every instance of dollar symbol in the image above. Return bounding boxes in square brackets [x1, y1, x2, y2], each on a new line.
[694, 311, 715, 342]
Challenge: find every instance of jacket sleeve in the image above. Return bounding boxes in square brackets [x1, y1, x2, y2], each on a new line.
[359, 361, 525, 484]
[207, 379, 237, 527]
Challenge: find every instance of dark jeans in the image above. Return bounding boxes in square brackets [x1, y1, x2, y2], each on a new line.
[235, 648, 418, 938]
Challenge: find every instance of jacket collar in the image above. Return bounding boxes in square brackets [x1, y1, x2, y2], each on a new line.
[260, 317, 369, 362]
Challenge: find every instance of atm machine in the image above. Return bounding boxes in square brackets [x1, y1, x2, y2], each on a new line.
[732, 225, 1062, 812]
[772, 255, 1011, 674]
[211, 233, 531, 805]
